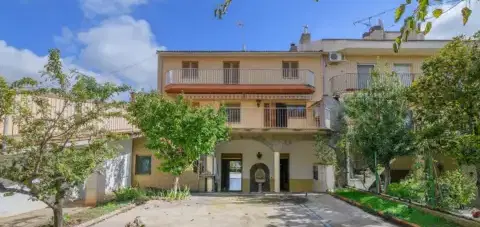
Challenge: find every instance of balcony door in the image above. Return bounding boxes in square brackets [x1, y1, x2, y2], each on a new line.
[393, 64, 412, 86]
[223, 61, 240, 85]
[357, 64, 374, 89]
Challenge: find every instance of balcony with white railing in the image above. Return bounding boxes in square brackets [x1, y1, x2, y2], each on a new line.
[164, 69, 315, 94]
[329, 73, 420, 95]
[224, 107, 324, 130]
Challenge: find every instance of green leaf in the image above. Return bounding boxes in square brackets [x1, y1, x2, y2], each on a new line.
[433, 8, 443, 18]
[424, 22, 432, 35]
[461, 7, 472, 25]
[408, 17, 415, 30]
[393, 37, 401, 53]
[406, 0, 412, 4]
[395, 4, 406, 22]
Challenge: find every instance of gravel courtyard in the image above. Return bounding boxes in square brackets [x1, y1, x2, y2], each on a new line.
[92, 194, 397, 227]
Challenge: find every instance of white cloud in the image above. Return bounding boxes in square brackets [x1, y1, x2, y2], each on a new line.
[74, 15, 165, 90]
[0, 40, 47, 82]
[0, 40, 122, 86]
[54, 27, 78, 54]
[80, 0, 148, 17]
[427, 1, 480, 39]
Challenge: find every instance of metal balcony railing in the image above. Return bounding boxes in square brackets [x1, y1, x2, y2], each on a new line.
[166, 69, 315, 87]
[329, 73, 420, 94]
[224, 107, 323, 129]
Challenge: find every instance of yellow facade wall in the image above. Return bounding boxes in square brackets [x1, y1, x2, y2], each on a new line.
[131, 138, 202, 191]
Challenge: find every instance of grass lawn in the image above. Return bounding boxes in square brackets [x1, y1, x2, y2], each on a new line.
[63, 201, 132, 226]
[335, 189, 459, 227]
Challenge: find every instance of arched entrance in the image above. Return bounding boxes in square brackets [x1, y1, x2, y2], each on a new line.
[250, 163, 270, 192]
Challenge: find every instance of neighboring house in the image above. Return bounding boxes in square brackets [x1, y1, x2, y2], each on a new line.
[300, 21, 460, 190]
[0, 95, 137, 211]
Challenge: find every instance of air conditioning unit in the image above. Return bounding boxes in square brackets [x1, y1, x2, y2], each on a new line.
[328, 52, 344, 62]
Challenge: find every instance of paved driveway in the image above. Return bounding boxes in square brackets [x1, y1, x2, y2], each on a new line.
[93, 194, 397, 227]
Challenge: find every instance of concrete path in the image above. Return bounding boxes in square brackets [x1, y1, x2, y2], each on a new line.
[92, 194, 397, 227]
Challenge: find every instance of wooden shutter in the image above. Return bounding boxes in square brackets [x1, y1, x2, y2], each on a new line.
[191, 61, 199, 68]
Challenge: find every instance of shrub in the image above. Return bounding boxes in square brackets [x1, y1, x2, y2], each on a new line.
[386, 183, 409, 198]
[386, 160, 426, 204]
[437, 170, 477, 210]
[163, 186, 191, 201]
[113, 187, 146, 202]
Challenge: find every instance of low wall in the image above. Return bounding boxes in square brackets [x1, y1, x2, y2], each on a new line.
[348, 188, 480, 227]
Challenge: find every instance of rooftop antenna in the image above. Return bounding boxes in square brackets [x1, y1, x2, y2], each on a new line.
[237, 21, 246, 51]
[353, 7, 396, 28]
[303, 24, 309, 33]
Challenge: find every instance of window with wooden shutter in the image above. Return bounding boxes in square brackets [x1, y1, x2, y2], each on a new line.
[182, 61, 199, 79]
[282, 61, 299, 79]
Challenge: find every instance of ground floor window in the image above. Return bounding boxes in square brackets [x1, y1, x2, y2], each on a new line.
[135, 155, 152, 175]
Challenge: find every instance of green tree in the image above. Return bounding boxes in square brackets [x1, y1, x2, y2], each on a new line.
[127, 93, 229, 194]
[393, 0, 474, 52]
[0, 49, 130, 227]
[408, 33, 480, 207]
[343, 70, 414, 193]
[214, 0, 475, 52]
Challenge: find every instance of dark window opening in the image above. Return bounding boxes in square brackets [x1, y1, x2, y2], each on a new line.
[135, 155, 152, 175]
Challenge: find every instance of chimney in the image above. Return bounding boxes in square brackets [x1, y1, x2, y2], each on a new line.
[299, 25, 311, 45]
[289, 43, 298, 52]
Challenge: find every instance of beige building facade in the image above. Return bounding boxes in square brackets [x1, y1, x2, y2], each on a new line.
[131, 23, 454, 192]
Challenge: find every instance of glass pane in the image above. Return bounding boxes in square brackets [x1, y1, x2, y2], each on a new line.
[136, 156, 151, 174]
[229, 161, 242, 191]
[357, 65, 374, 89]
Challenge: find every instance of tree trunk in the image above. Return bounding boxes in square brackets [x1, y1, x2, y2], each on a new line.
[374, 151, 380, 194]
[53, 188, 65, 227]
[425, 155, 436, 208]
[173, 176, 180, 195]
[383, 164, 391, 192]
[53, 203, 64, 227]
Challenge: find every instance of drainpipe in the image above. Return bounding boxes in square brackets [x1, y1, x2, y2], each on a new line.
[322, 54, 328, 96]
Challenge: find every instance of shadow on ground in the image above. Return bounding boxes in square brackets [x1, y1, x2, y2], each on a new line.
[234, 195, 326, 227]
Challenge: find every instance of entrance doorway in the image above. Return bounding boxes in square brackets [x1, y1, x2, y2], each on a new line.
[221, 154, 242, 192]
[280, 154, 290, 191]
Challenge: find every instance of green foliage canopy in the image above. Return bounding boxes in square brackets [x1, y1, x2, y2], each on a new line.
[0, 49, 130, 227]
[344, 70, 414, 189]
[127, 93, 229, 177]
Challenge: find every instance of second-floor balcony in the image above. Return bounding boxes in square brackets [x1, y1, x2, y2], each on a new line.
[329, 73, 420, 95]
[165, 69, 315, 94]
[224, 106, 324, 130]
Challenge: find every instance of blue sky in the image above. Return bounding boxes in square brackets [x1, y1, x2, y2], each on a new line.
[0, 0, 478, 91]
